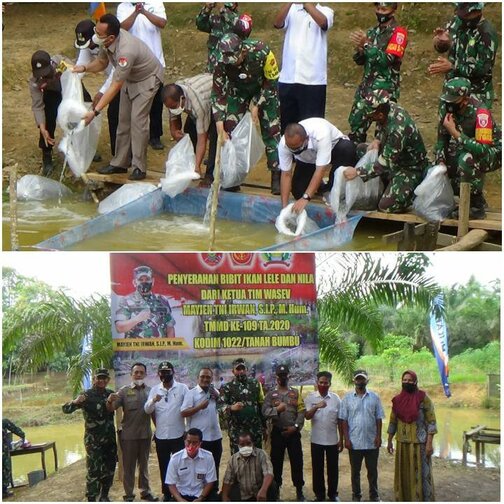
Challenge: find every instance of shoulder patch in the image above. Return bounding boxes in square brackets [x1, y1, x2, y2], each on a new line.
[386, 26, 408, 58]
[263, 50, 279, 80]
[475, 108, 493, 144]
[118, 56, 128, 68]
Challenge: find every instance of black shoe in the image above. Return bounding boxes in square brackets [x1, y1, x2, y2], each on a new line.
[149, 138, 164, 150]
[352, 496, 362, 502]
[271, 170, 281, 195]
[162, 494, 171, 502]
[123, 496, 135, 502]
[297, 490, 306, 502]
[223, 185, 240, 192]
[42, 152, 54, 176]
[3, 490, 14, 499]
[93, 153, 103, 162]
[129, 168, 147, 180]
[99, 496, 110, 502]
[97, 164, 127, 175]
[141, 494, 159, 502]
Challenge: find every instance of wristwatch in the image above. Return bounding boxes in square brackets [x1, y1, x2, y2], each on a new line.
[93, 108, 101, 116]
[302, 193, 311, 201]
[294, 423, 299, 430]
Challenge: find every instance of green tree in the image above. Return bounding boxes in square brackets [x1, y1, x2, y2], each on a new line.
[317, 253, 442, 382]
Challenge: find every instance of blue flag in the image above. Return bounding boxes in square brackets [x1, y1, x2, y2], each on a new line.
[429, 294, 451, 398]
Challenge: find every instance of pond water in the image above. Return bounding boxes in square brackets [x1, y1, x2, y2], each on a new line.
[2, 200, 397, 251]
[10, 404, 499, 485]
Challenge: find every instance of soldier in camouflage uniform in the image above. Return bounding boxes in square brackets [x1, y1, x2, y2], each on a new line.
[429, 3, 498, 109]
[2, 419, 26, 498]
[219, 358, 265, 454]
[344, 89, 428, 214]
[212, 31, 282, 194]
[62, 368, 117, 502]
[434, 77, 501, 219]
[115, 265, 176, 338]
[348, 2, 408, 143]
[196, 2, 239, 73]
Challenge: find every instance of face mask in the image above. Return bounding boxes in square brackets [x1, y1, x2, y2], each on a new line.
[355, 383, 367, 390]
[376, 12, 393, 24]
[288, 141, 308, 156]
[238, 446, 253, 457]
[445, 102, 461, 114]
[402, 383, 417, 393]
[133, 379, 144, 387]
[169, 106, 184, 116]
[278, 377, 288, 387]
[92, 33, 108, 46]
[186, 444, 200, 458]
[237, 373, 247, 383]
[136, 281, 153, 295]
[160, 371, 173, 382]
[459, 14, 482, 29]
[317, 385, 330, 396]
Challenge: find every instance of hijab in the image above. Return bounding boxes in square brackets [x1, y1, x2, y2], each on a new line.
[391, 370, 426, 424]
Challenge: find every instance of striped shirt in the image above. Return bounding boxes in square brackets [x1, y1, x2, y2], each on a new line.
[171, 73, 213, 134]
[223, 448, 273, 500]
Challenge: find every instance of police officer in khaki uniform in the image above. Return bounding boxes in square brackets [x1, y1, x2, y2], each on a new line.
[73, 13, 164, 180]
[262, 364, 306, 501]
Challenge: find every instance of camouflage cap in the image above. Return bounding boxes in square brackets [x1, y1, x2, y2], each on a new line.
[234, 13, 253, 39]
[133, 265, 153, 279]
[374, 2, 398, 8]
[158, 361, 174, 371]
[232, 357, 247, 369]
[440, 77, 471, 102]
[217, 33, 243, 65]
[361, 89, 391, 116]
[94, 368, 110, 378]
[455, 2, 484, 15]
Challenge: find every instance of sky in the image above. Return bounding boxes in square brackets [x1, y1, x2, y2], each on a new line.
[2, 251, 501, 298]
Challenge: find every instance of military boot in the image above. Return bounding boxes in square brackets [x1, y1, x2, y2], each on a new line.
[271, 170, 281, 195]
[42, 151, 54, 176]
[469, 192, 486, 219]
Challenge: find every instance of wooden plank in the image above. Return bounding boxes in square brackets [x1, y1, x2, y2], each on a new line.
[457, 182, 471, 239]
[438, 229, 489, 251]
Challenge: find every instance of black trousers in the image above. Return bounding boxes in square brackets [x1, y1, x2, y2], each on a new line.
[154, 436, 185, 498]
[311, 443, 339, 500]
[292, 138, 357, 200]
[107, 92, 121, 156]
[39, 90, 62, 154]
[270, 426, 304, 490]
[149, 83, 164, 140]
[201, 438, 223, 482]
[348, 448, 380, 500]
[279, 83, 326, 134]
[184, 115, 218, 179]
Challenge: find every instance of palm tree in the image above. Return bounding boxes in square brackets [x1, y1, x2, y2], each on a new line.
[317, 253, 442, 382]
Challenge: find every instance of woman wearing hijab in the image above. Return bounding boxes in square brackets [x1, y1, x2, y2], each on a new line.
[387, 370, 437, 501]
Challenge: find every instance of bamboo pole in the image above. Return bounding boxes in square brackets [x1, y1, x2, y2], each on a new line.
[208, 134, 223, 251]
[9, 163, 19, 251]
[457, 182, 471, 240]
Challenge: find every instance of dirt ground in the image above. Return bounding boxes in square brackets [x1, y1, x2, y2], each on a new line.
[1, 2, 502, 209]
[9, 431, 500, 503]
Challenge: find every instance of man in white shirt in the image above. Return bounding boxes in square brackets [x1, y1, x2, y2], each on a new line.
[166, 428, 217, 502]
[304, 371, 343, 502]
[144, 361, 188, 502]
[117, 1, 166, 150]
[181, 368, 223, 480]
[274, 3, 334, 133]
[278, 117, 357, 213]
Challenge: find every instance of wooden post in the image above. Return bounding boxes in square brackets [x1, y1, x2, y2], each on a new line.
[457, 182, 471, 240]
[208, 134, 223, 251]
[462, 431, 468, 466]
[81, 173, 99, 204]
[9, 163, 19, 251]
[397, 223, 416, 250]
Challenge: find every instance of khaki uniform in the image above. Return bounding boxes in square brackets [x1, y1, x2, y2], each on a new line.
[98, 29, 164, 173]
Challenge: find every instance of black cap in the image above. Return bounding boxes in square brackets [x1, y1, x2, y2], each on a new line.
[158, 361, 174, 372]
[31, 50, 52, 79]
[276, 364, 289, 375]
[232, 357, 246, 369]
[353, 369, 368, 379]
[95, 368, 110, 378]
[75, 19, 95, 49]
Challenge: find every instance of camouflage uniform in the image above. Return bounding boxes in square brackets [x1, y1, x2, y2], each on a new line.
[439, 8, 498, 108]
[357, 92, 428, 213]
[212, 33, 281, 171]
[115, 291, 175, 338]
[195, 4, 239, 73]
[2, 419, 25, 495]
[62, 387, 117, 501]
[434, 77, 501, 208]
[219, 376, 265, 454]
[349, 17, 407, 143]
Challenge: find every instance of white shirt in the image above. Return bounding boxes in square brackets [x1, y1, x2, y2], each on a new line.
[278, 117, 349, 172]
[144, 380, 188, 439]
[304, 390, 341, 446]
[76, 46, 115, 95]
[116, 1, 166, 67]
[165, 448, 217, 497]
[279, 3, 334, 85]
[181, 385, 222, 442]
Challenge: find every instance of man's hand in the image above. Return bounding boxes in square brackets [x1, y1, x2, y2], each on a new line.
[230, 402, 244, 412]
[337, 440, 344, 452]
[443, 113, 459, 138]
[83, 110, 96, 127]
[172, 130, 185, 142]
[92, 92, 103, 109]
[428, 56, 452, 75]
[256, 489, 268, 501]
[39, 126, 55, 147]
[292, 197, 309, 214]
[198, 399, 210, 411]
[368, 139, 380, 151]
[315, 400, 327, 409]
[275, 401, 287, 413]
[73, 394, 86, 405]
[350, 29, 368, 49]
[374, 435, 382, 448]
[251, 105, 259, 125]
[344, 438, 352, 450]
[135, 2, 144, 13]
[107, 392, 120, 403]
[426, 439, 434, 458]
[135, 309, 152, 323]
[343, 167, 358, 181]
[282, 426, 298, 437]
[387, 440, 394, 454]
[72, 65, 87, 74]
[154, 393, 165, 403]
[216, 121, 230, 144]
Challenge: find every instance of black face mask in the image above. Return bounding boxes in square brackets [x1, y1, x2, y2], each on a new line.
[446, 102, 461, 114]
[376, 12, 393, 24]
[136, 281, 153, 295]
[402, 383, 417, 393]
[237, 373, 247, 383]
[278, 377, 288, 387]
[459, 14, 482, 29]
[160, 371, 174, 382]
[356, 383, 367, 390]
